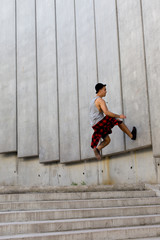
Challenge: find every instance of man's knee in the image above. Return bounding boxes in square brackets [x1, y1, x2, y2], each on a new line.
[104, 135, 111, 144]
[118, 121, 123, 126]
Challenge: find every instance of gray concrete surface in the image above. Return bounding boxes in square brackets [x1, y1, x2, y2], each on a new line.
[0, 187, 160, 239]
[0, 0, 160, 185]
[0, 197, 160, 211]
[0, 182, 146, 193]
[0, 148, 158, 186]
[0, 225, 160, 240]
[117, 0, 151, 150]
[142, 0, 160, 157]
[36, 0, 59, 162]
[130, 238, 160, 240]
[0, 0, 16, 153]
[1, 215, 160, 236]
[0, 154, 17, 186]
[75, 0, 97, 160]
[0, 190, 155, 202]
[56, 0, 80, 163]
[156, 158, 160, 184]
[17, 0, 38, 157]
[94, 0, 125, 156]
[1, 205, 160, 222]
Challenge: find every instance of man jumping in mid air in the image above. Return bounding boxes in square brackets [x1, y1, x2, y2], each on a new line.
[90, 83, 137, 160]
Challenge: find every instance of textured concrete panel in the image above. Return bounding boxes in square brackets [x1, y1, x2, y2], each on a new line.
[109, 148, 156, 185]
[94, 0, 125, 156]
[36, 0, 59, 162]
[0, 153, 18, 185]
[155, 158, 160, 183]
[49, 160, 99, 186]
[0, 148, 157, 186]
[56, 0, 80, 163]
[142, 0, 160, 157]
[17, 0, 38, 157]
[117, 0, 151, 150]
[18, 157, 50, 186]
[75, 0, 97, 159]
[0, 0, 16, 152]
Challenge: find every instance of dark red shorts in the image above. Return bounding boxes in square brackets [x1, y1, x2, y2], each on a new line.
[91, 116, 122, 148]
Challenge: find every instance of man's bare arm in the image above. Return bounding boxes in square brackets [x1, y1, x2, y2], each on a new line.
[99, 99, 126, 119]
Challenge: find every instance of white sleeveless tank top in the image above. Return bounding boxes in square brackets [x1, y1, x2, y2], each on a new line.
[89, 96, 104, 126]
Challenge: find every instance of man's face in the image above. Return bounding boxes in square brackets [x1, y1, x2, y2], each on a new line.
[101, 86, 107, 97]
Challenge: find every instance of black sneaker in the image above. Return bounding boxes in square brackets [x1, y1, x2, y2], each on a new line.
[131, 126, 137, 140]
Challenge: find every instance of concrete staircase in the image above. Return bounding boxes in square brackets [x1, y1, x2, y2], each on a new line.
[0, 185, 160, 239]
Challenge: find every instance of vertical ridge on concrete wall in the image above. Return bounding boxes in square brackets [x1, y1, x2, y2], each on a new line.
[94, 0, 125, 156]
[0, 0, 158, 163]
[139, 0, 152, 145]
[74, 0, 82, 161]
[54, 0, 61, 162]
[35, 0, 39, 160]
[0, 0, 16, 153]
[115, 0, 126, 151]
[92, 0, 99, 83]
[75, 0, 97, 160]
[117, 0, 151, 151]
[56, 0, 80, 163]
[17, 0, 38, 157]
[36, 0, 59, 163]
[142, 0, 160, 157]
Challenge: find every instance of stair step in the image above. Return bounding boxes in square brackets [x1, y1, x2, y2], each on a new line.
[0, 225, 160, 240]
[0, 187, 159, 239]
[0, 214, 160, 235]
[0, 197, 159, 211]
[0, 205, 160, 222]
[128, 238, 160, 240]
[0, 190, 155, 202]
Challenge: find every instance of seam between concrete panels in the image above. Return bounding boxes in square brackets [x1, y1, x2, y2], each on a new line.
[35, 0, 39, 156]
[93, 0, 102, 163]
[15, 0, 19, 177]
[115, 0, 126, 151]
[93, 0, 101, 184]
[15, 0, 18, 153]
[54, 0, 60, 161]
[93, 0, 99, 84]
[74, 0, 81, 161]
[140, 0, 152, 144]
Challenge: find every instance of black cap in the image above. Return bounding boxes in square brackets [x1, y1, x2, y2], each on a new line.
[95, 83, 106, 94]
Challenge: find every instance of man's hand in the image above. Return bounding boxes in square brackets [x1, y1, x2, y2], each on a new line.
[119, 114, 126, 119]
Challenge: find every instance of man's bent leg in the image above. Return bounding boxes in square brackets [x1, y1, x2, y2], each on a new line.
[93, 136, 111, 161]
[118, 122, 132, 138]
[118, 122, 137, 140]
[97, 135, 111, 152]
[93, 148, 101, 161]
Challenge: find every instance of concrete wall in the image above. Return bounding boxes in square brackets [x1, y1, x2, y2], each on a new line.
[0, 147, 159, 186]
[0, 0, 160, 186]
